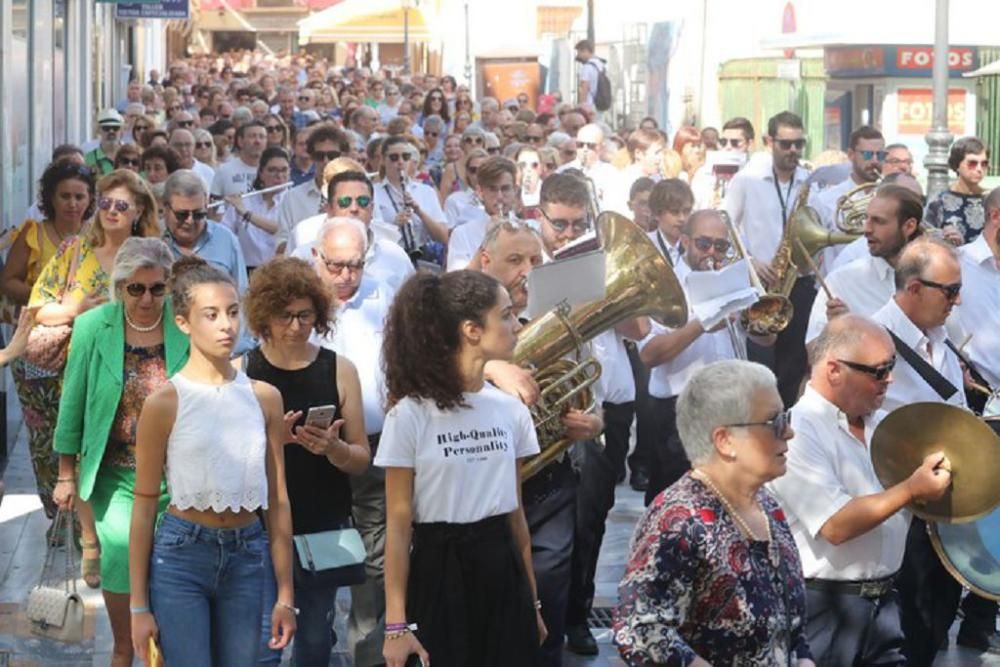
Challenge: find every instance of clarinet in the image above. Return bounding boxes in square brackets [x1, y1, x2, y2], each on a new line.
[399, 175, 422, 264]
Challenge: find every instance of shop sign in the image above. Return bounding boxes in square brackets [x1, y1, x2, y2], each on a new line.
[826, 45, 978, 78]
[896, 88, 966, 135]
[115, 0, 189, 19]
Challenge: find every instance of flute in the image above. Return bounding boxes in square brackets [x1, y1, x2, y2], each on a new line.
[207, 181, 294, 210]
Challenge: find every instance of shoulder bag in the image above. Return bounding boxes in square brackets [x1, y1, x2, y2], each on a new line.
[23, 240, 83, 373]
[24, 509, 85, 642]
[292, 526, 367, 587]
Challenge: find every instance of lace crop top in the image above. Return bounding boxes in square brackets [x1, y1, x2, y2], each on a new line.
[165, 371, 269, 512]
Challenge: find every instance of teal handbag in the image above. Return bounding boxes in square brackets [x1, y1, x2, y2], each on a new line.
[292, 527, 367, 587]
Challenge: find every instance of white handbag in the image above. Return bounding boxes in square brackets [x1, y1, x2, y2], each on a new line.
[25, 509, 85, 642]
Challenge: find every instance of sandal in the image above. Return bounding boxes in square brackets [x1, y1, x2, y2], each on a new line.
[80, 541, 101, 589]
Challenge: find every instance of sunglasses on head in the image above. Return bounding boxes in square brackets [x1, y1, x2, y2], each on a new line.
[335, 195, 372, 208]
[98, 197, 132, 213]
[691, 236, 731, 254]
[169, 207, 209, 223]
[125, 282, 167, 298]
[964, 158, 989, 170]
[718, 137, 743, 148]
[387, 152, 412, 162]
[837, 357, 896, 382]
[311, 150, 341, 161]
[917, 278, 962, 300]
[725, 408, 792, 439]
[775, 138, 806, 151]
[859, 149, 888, 161]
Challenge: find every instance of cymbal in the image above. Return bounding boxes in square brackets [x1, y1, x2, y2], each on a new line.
[871, 402, 1000, 524]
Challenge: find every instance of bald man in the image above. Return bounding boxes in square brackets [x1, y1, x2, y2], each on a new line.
[557, 123, 619, 211]
[770, 315, 950, 666]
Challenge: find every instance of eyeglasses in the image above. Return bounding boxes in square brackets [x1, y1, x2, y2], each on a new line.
[425, 131, 439, 138]
[266, 125, 283, 133]
[487, 147, 501, 155]
[540, 208, 591, 234]
[334, 195, 372, 208]
[98, 197, 133, 213]
[885, 157, 913, 166]
[298, 96, 311, 102]
[837, 357, 896, 382]
[578, 141, 599, 150]
[725, 409, 792, 439]
[117, 158, 141, 168]
[718, 137, 744, 148]
[429, 95, 444, 102]
[319, 254, 365, 274]
[311, 150, 341, 162]
[387, 152, 412, 162]
[518, 161, 540, 169]
[692, 236, 731, 254]
[775, 138, 806, 151]
[195, 141, 213, 149]
[859, 149, 888, 161]
[463, 136, 484, 145]
[168, 207, 209, 223]
[917, 278, 962, 300]
[275, 309, 317, 326]
[963, 158, 989, 170]
[125, 282, 167, 298]
[177, 120, 194, 129]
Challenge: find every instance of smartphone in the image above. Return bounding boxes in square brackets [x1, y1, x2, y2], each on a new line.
[148, 637, 163, 667]
[304, 404, 337, 430]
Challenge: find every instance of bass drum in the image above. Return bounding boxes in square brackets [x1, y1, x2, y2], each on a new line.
[929, 508, 1000, 600]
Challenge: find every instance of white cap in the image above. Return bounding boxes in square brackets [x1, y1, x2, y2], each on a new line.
[97, 108, 124, 127]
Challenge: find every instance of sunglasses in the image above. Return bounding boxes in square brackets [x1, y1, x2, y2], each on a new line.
[463, 136, 484, 145]
[387, 152, 412, 162]
[964, 158, 989, 170]
[425, 131, 439, 138]
[102, 126, 122, 133]
[527, 135, 545, 144]
[917, 278, 962, 300]
[692, 236, 731, 254]
[725, 408, 792, 439]
[125, 282, 167, 298]
[775, 138, 806, 150]
[335, 195, 372, 208]
[541, 209, 591, 234]
[319, 254, 365, 274]
[275, 309, 316, 326]
[117, 158, 141, 168]
[487, 147, 500, 155]
[298, 96, 311, 102]
[266, 125, 283, 133]
[98, 197, 133, 213]
[859, 149, 888, 161]
[178, 120, 194, 128]
[311, 150, 341, 161]
[578, 141, 599, 150]
[429, 95, 444, 102]
[837, 357, 896, 382]
[718, 137, 744, 148]
[195, 141, 213, 149]
[518, 161, 540, 169]
[169, 207, 209, 223]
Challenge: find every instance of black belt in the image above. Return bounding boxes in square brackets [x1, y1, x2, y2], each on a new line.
[806, 573, 897, 599]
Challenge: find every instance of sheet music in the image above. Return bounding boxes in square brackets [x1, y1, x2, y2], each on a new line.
[684, 258, 759, 330]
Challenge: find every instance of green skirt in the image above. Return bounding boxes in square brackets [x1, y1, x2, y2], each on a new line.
[88, 464, 168, 594]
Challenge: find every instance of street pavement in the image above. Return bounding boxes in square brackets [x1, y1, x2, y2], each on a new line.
[0, 386, 996, 666]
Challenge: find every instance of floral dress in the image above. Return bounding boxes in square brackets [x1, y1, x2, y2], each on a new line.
[613, 473, 812, 666]
[923, 189, 985, 244]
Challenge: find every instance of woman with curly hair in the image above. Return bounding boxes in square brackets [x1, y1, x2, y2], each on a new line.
[243, 256, 369, 665]
[378, 270, 546, 667]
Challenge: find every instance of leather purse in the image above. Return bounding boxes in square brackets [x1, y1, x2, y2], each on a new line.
[292, 527, 367, 587]
[25, 509, 85, 642]
[23, 240, 83, 374]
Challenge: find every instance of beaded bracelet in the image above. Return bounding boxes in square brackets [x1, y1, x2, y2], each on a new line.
[534, 599, 542, 610]
[385, 622, 418, 640]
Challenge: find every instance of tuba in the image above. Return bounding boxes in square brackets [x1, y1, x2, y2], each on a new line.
[516, 212, 688, 479]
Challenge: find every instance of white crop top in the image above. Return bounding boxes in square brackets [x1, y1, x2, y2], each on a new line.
[165, 371, 269, 513]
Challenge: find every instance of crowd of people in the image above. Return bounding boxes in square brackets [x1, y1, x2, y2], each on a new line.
[4, 40, 1000, 667]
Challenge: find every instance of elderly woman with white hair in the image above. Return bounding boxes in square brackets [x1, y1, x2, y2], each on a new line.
[613, 360, 814, 667]
[52, 237, 189, 667]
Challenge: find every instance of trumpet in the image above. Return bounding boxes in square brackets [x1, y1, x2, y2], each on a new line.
[207, 181, 294, 210]
[703, 247, 749, 361]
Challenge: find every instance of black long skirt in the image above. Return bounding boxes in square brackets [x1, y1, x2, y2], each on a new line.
[407, 513, 539, 667]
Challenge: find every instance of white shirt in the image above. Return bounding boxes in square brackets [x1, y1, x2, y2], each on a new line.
[374, 384, 540, 524]
[376, 101, 399, 126]
[725, 161, 811, 263]
[374, 179, 446, 248]
[870, 297, 967, 413]
[830, 235, 870, 272]
[315, 276, 394, 434]
[592, 329, 635, 404]
[639, 259, 740, 399]
[806, 253, 895, 343]
[291, 223, 415, 293]
[954, 235, 1000, 388]
[557, 160, 619, 212]
[647, 229, 683, 268]
[219, 190, 283, 267]
[444, 189, 480, 230]
[768, 385, 908, 580]
[191, 160, 215, 193]
[211, 157, 259, 198]
[276, 179, 325, 246]
[445, 210, 490, 271]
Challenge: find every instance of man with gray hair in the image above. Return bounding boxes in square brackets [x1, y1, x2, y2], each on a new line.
[350, 105, 379, 142]
[169, 128, 215, 192]
[472, 96, 500, 135]
[770, 314, 950, 666]
[557, 123, 618, 211]
[311, 216, 398, 667]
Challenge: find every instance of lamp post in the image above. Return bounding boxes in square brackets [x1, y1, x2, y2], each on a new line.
[402, 0, 412, 75]
[924, 0, 952, 200]
[464, 1, 472, 84]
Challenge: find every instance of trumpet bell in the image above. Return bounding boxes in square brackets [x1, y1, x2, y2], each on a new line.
[741, 295, 794, 336]
[791, 206, 862, 265]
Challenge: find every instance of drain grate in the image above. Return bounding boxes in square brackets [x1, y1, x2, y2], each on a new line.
[588, 606, 615, 629]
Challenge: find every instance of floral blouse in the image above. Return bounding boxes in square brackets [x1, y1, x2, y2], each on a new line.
[28, 236, 110, 309]
[923, 189, 985, 244]
[613, 473, 812, 666]
[103, 343, 167, 469]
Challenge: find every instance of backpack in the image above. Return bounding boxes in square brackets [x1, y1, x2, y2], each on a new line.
[589, 60, 612, 112]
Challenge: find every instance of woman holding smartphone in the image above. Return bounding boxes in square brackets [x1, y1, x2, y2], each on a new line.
[244, 256, 370, 665]
[379, 270, 546, 667]
[129, 257, 297, 665]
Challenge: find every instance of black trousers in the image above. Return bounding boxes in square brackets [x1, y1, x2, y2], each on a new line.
[600, 400, 635, 486]
[523, 459, 577, 667]
[805, 587, 906, 666]
[775, 276, 816, 408]
[644, 396, 689, 506]
[566, 439, 617, 628]
[626, 341, 654, 477]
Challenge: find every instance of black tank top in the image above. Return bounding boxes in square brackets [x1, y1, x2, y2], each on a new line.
[246, 346, 351, 534]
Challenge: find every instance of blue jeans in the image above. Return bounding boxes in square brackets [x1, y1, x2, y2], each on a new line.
[150, 513, 266, 667]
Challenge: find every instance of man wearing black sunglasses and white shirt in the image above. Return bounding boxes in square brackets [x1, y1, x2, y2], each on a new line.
[639, 209, 776, 505]
[769, 314, 951, 667]
[691, 116, 756, 210]
[556, 123, 618, 212]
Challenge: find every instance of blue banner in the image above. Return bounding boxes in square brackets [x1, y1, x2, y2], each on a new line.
[115, 0, 189, 19]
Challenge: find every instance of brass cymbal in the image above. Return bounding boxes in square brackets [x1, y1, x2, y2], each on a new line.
[871, 402, 1000, 524]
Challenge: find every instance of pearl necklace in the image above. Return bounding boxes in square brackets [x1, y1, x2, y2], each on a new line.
[693, 469, 780, 567]
[124, 307, 163, 333]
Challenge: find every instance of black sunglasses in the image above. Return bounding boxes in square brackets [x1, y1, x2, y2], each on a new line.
[463, 136, 484, 145]
[195, 141, 213, 149]
[387, 152, 412, 162]
[726, 408, 792, 438]
[169, 207, 209, 223]
[917, 278, 962, 300]
[266, 125, 283, 133]
[335, 195, 372, 208]
[775, 138, 806, 150]
[578, 141, 599, 150]
[178, 120, 194, 128]
[837, 357, 896, 382]
[692, 236, 731, 254]
[527, 135, 545, 144]
[718, 137, 744, 148]
[117, 158, 141, 168]
[126, 282, 167, 298]
[311, 150, 341, 161]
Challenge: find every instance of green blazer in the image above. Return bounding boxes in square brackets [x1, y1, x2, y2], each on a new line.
[54, 300, 189, 501]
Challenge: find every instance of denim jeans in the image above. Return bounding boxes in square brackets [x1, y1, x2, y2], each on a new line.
[149, 513, 266, 667]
